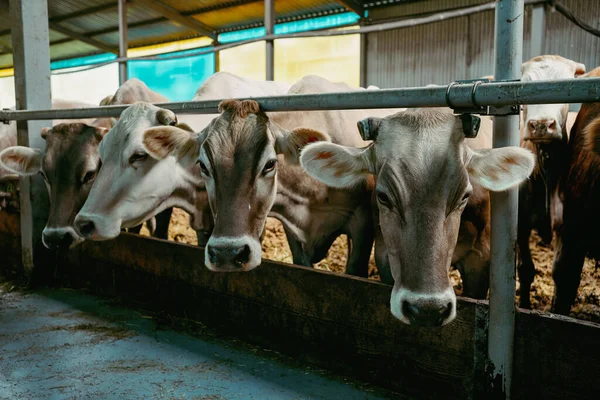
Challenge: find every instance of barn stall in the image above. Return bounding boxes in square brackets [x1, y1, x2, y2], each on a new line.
[1, 0, 600, 399]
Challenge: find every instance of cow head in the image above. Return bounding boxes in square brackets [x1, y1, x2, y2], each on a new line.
[0, 122, 110, 250]
[521, 55, 585, 143]
[142, 99, 329, 272]
[74, 102, 210, 242]
[301, 108, 535, 327]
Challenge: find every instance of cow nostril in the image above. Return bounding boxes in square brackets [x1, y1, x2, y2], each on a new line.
[77, 221, 95, 238]
[402, 301, 420, 319]
[207, 246, 218, 264]
[438, 302, 453, 325]
[528, 120, 537, 131]
[548, 119, 556, 130]
[234, 245, 251, 267]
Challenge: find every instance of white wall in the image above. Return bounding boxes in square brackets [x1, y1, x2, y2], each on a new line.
[50, 63, 119, 105]
[0, 63, 119, 109]
[0, 76, 16, 109]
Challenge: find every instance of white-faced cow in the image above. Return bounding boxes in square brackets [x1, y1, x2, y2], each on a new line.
[300, 108, 534, 326]
[73, 72, 291, 246]
[0, 80, 173, 250]
[138, 76, 402, 276]
[517, 55, 585, 308]
[551, 66, 600, 314]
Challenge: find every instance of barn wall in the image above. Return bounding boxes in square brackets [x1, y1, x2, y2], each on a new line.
[365, 0, 599, 88]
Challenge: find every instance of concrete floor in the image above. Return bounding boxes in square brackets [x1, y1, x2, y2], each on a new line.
[0, 287, 399, 400]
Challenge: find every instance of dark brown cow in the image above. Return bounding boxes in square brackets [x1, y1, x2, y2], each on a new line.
[517, 55, 585, 308]
[0, 121, 111, 249]
[552, 66, 600, 314]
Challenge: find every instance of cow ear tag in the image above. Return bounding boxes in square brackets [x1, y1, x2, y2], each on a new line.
[460, 114, 480, 138]
[357, 117, 381, 141]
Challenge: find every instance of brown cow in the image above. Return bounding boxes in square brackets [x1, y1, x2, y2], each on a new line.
[517, 55, 585, 308]
[301, 108, 535, 326]
[552, 66, 600, 314]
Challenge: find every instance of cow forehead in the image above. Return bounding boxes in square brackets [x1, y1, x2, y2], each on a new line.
[202, 113, 273, 165]
[375, 109, 462, 161]
[100, 103, 160, 157]
[522, 58, 576, 80]
[44, 127, 99, 170]
[374, 110, 466, 194]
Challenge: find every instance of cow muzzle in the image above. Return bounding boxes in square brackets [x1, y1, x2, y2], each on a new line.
[524, 118, 562, 142]
[74, 213, 122, 241]
[205, 235, 261, 272]
[42, 227, 83, 250]
[391, 287, 456, 327]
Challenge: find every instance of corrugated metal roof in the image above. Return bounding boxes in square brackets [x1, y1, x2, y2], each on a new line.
[0, 0, 364, 69]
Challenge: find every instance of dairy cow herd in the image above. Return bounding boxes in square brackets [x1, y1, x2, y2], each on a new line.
[1, 55, 598, 327]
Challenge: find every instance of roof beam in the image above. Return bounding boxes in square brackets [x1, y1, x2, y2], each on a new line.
[51, 3, 120, 23]
[337, 1, 364, 16]
[133, 0, 216, 39]
[48, 22, 119, 54]
[183, 0, 261, 15]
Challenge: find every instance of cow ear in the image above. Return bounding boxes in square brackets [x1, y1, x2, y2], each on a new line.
[0, 146, 43, 176]
[573, 62, 586, 76]
[94, 127, 109, 140]
[40, 127, 51, 139]
[584, 122, 600, 155]
[300, 142, 375, 188]
[467, 147, 535, 191]
[142, 125, 201, 167]
[156, 109, 178, 126]
[274, 126, 330, 164]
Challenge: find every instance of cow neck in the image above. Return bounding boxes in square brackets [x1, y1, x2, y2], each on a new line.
[168, 162, 205, 231]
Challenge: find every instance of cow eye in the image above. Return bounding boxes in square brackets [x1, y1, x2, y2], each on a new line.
[198, 160, 210, 176]
[457, 190, 471, 210]
[129, 152, 148, 167]
[376, 191, 392, 208]
[262, 159, 277, 175]
[82, 170, 96, 184]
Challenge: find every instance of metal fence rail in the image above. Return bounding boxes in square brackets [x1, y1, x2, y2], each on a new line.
[1, 77, 599, 121]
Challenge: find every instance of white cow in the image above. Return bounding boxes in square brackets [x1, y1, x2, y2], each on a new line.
[517, 55, 585, 309]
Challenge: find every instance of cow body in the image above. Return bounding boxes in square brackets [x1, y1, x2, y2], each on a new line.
[552, 66, 600, 314]
[517, 55, 585, 308]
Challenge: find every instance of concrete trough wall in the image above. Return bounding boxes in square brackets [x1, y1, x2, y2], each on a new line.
[0, 210, 598, 399]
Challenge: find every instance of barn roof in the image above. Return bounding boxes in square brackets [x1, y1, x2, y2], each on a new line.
[0, 0, 408, 70]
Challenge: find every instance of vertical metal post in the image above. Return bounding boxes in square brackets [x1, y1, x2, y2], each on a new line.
[10, 0, 52, 274]
[118, 0, 128, 85]
[529, 4, 545, 58]
[213, 41, 220, 73]
[488, 1, 524, 398]
[359, 33, 368, 88]
[265, 0, 275, 81]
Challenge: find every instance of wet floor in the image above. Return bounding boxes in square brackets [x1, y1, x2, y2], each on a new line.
[0, 287, 401, 400]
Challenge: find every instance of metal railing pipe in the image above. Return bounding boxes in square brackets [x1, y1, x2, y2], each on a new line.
[0, 78, 598, 121]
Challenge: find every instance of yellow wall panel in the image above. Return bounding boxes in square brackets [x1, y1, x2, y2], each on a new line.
[218, 42, 266, 81]
[274, 35, 360, 87]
